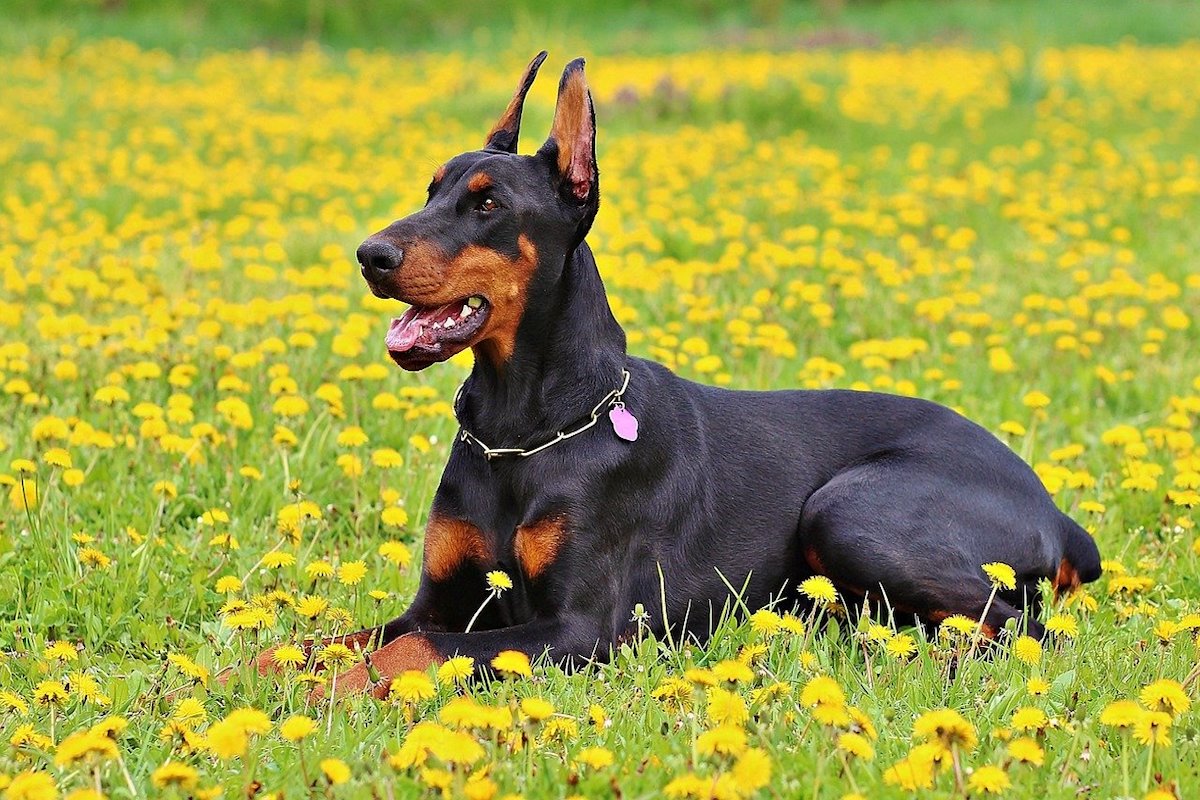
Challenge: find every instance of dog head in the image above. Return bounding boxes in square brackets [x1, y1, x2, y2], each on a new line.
[358, 52, 599, 371]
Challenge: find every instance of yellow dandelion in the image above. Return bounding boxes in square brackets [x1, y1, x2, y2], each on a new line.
[981, 562, 1016, 590]
[491, 650, 532, 678]
[696, 724, 748, 756]
[1007, 736, 1045, 766]
[1011, 706, 1048, 732]
[705, 686, 749, 727]
[280, 715, 317, 742]
[837, 732, 875, 761]
[575, 746, 614, 770]
[519, 697, 555, 722]
[486, 570, 512, 592]
[1013, 636, 1041, 665]
[800, 575, 837, 604]
[337, 560, 367, 586]
[437, 655, 475, 684]
[390, 671, 437, 704]
[913, 708, 978, 753]
[1139, 680, 1191, 717]
[320, 758, 351, 784]
[1044, 614, 1079, 638]
[968, 764, 1011, 795]
[152, 761, 199, 789]
[1133, 711, 1172, 747]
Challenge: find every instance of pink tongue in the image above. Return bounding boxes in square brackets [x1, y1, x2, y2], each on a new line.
[386, 316, 423, 352]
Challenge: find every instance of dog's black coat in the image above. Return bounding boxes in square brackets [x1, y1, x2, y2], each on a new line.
[298, 54, 1100, 695]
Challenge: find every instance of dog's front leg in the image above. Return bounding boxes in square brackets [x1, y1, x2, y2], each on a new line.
[313, 615, 605, 701]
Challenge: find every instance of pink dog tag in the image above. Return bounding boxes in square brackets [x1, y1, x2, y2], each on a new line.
[609, 405, 639, 442]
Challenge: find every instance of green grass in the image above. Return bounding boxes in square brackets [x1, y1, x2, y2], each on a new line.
[2, 3, 1200, 799]
[2, 0, 1200, 53]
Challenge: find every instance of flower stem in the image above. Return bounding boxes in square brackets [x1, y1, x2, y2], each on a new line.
[464, 591, 496, 634]
[1143, 738, 1155, 793]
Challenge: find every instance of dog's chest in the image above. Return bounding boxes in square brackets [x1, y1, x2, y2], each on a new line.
[422, 470, 574, 587]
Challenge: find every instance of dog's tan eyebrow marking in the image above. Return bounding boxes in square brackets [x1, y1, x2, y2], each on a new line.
[466, 172, 493, 193]
[432, 164, 448, 184]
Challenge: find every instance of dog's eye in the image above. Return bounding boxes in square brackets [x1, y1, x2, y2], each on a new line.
[476, 196, 498, 213]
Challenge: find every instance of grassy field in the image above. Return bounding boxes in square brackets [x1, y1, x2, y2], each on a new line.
[2, 1, 1200, 798]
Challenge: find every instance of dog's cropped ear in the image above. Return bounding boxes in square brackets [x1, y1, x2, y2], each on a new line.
[484, 50, 548, 153]
[540, 58, 597, 203]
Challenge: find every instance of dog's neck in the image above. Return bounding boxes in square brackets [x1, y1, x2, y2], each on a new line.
[457, 240, 628, 448]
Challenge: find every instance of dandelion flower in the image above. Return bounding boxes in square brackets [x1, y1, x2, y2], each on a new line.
[206, 719, 248, 759]
[913, 708, 978, 753]
[54, 730, 118, 766]
[982, 562, 1016, 590]
[337, 560, 367, 586]
[1007, 736, 1045, 765]
[1044, 614, 1079, 638]
[1132, 710, 1172, 747]
[800, 676, 846, 708]
[837, 732, 875, 761]
[33, 681, 69, 707]
[712, 659, 755, 684]
[696, 724, 748, 756]
[1011, 707, 1048, 732]
[280, 715, 317, 742]
[152, 762, 199, 790]
[295, 594, 329, 618]
[800, 575, 837, 604]
[1100, 700, 1143, 728]
[575, 746, 614, 770]
[491, 650, 532, 678]
[272, 644, 306, 669]
[437, 655, 475, 685]
[1139, 679, 1191, 717]
[4, 771, 58, 800]
[391, 671, 437, 704]
[887, 634, 918, 659]
[378, 540, 412, 567]
[320, 758, 351, 784]
[705, 687, 749, 727]
[486, 570, 512, 592]
[319, 643, 357, 669]
[519, 697, 555, 722]
[968, 764, 1011, 794]
[1013, 636, 1041, 665]
[749, 609, 783, 636]
[883, 745, 938, 791]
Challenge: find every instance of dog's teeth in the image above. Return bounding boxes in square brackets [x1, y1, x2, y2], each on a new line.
[444, 318, 456, 328]
[461, 304, 473, 318]
[467, 296, 483, 308]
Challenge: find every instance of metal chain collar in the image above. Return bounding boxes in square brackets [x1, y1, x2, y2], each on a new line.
[453, 369, 631, 460]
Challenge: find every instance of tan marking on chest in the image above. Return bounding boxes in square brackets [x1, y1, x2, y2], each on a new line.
[514, 514, 568, 580]
[423, 513, 490, 581]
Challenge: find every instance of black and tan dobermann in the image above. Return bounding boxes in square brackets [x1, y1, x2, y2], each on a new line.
[250, 53, 1102, 699]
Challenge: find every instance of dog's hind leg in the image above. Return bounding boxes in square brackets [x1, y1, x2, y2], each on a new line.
[797, 464, 1051, 641]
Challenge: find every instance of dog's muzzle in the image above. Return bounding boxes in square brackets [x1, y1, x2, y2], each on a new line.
[357, 238, 405, 283]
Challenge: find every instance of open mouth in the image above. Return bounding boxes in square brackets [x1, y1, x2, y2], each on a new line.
[385, 295, 490, 369]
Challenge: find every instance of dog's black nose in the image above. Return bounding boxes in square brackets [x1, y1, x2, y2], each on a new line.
[357, 239, 404, 274]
